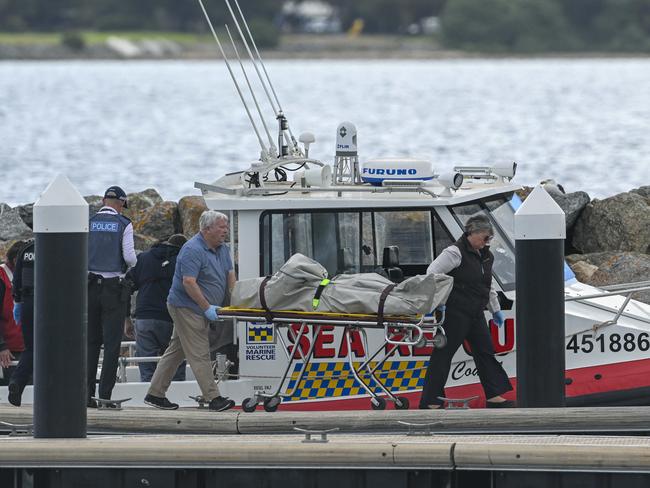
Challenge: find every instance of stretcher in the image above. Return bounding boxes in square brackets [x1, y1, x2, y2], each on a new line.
[218, 307, 447, 412]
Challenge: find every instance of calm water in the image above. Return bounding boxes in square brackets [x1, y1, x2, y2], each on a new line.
[0, 59, 648, 205]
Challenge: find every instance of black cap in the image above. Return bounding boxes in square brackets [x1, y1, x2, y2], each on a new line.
[103, 186, 128, 208]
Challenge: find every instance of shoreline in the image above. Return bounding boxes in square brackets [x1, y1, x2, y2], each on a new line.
[1, 34, 649, 61]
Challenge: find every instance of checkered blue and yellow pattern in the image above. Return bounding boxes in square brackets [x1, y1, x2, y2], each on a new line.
[247, 325, 275, 344]
[286, 360, 427, 401]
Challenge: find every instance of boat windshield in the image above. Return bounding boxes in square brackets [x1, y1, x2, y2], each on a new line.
[260, 208, 454, 278]
[450, 193, 517, 291]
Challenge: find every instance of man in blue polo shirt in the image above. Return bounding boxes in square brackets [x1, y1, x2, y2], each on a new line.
[144, 210, 236, 412]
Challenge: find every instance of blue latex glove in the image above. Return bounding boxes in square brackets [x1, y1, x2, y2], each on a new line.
[204, 305, 220, 322]
[13, 303, 22, 324]
[437, 305, 446, 312]
[492, 310, 505, 327]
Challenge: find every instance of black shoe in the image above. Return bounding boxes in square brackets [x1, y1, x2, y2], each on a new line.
[144, 394, 179, 410]
[87, 398, 98, 408]
[209, 396, 235, 412]
[486, 400, 516, 408]
[8, 383, 22, 407]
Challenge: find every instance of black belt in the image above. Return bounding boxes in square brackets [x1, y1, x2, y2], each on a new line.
[88, 273, 122, 285]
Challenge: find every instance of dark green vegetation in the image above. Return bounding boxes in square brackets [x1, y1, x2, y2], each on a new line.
[0, 0, 648, 52]
[441, 0, 650, 52]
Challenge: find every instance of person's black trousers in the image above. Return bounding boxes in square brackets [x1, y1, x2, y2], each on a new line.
[87, 277, 128, 400]
[9, 296, 34, 390]
[419, 307, 512, 408]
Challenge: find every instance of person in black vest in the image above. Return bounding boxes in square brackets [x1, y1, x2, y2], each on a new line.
[7, 239, 35, 406]
[87, 186, 137, 407]
[420, 215, 513, 409]
[126, 234, 188, 382]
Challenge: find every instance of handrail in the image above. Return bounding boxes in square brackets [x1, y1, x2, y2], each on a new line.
[565, 285, 650, 302]
[599, 280, 650, 292]
[565, 283, 650, 331]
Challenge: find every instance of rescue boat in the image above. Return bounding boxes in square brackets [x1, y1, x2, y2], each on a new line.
[4, 0, 649, 411]
[193, 144, 650, 410]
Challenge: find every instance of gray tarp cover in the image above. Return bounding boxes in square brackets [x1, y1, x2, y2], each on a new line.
[231, 253, 453, 316]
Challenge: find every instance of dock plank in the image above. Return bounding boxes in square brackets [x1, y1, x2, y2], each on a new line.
[2, 405, 650, 435]
[2, 433, 650, 471]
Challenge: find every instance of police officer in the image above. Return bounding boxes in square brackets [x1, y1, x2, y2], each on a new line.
[7, 239, 35, 406]
[87, 186, 137, 406]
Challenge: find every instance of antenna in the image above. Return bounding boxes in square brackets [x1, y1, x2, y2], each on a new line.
[225, 0, 301, 155]
[196, 0, 269, 161]
[225, 24, 277, 156]
[224, 0, 277, 116]
[232, 0, 284, 113]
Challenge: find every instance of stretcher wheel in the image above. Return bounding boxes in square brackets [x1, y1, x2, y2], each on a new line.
[263, 397, 281, 412]
[371, 397, 386, 410]
[242, 397, 258, 413]
[394, 396, 410, 410]
[433, 333, 447, 349]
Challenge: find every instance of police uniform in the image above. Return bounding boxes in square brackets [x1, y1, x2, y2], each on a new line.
[419, 234, 513, 408]
[87, 187, 136, 403]
[7, 240, 35, 406]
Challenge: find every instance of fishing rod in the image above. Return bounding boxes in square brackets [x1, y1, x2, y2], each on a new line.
[224, 0, 301, 157]
[225, 24, 277, 155]
[196, 0, 270, 161]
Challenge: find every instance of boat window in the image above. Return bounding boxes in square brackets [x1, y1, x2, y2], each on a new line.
[484, 194, 516, 239]
[450, 197, 516, 291]
[260, 209, 446, 278]
[374, 211, 433, 265]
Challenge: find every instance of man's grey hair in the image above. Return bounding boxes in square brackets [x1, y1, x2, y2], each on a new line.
[199, 210, 228, 231]
[464, 214, 493, 235]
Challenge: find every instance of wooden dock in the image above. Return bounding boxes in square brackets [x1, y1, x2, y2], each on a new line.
[3, 405, 650, 487]
[2, 404, 650, 435]
[2, 432, 650, 472]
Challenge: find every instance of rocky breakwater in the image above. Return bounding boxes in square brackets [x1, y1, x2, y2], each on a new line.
[0, 188, 209, 260]
[518, 183, 650, 305]
[1, 183, 649, 304]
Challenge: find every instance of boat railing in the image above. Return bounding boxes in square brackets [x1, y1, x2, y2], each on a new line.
[565, 280, 650, 331]
[115, 354, 232, 384]
[196, 180, 440, 198]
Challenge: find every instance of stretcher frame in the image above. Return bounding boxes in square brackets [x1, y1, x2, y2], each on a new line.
[219, 307, 447, 411]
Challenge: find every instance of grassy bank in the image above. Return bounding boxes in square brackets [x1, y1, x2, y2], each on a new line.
[0, 31, 213, 45]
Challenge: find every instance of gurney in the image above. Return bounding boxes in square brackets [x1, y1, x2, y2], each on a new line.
[218, 306, 447, 412]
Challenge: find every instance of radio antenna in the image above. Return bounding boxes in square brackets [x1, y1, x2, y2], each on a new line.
[225, 24, 277, 156]
[225, 0, 301, 155]
[196, 0, 269, 160]
[233, 0, 285, 116]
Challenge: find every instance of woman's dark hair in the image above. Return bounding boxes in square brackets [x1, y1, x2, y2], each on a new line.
[167, 234, 188, 248]
[464, 215, 493, 236]
[6, 240, 25, 265]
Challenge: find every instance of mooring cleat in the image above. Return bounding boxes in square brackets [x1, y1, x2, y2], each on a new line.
[189, 395, 208, 409]
[91, 397, 131, 410]
[437, 396, 479, 409]
[0, 420, 33, 436]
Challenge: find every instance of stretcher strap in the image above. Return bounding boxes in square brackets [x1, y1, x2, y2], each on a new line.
[311, 278, 331, 310]
[259, 276, 273, 321]
[377, 283, 396, 327]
